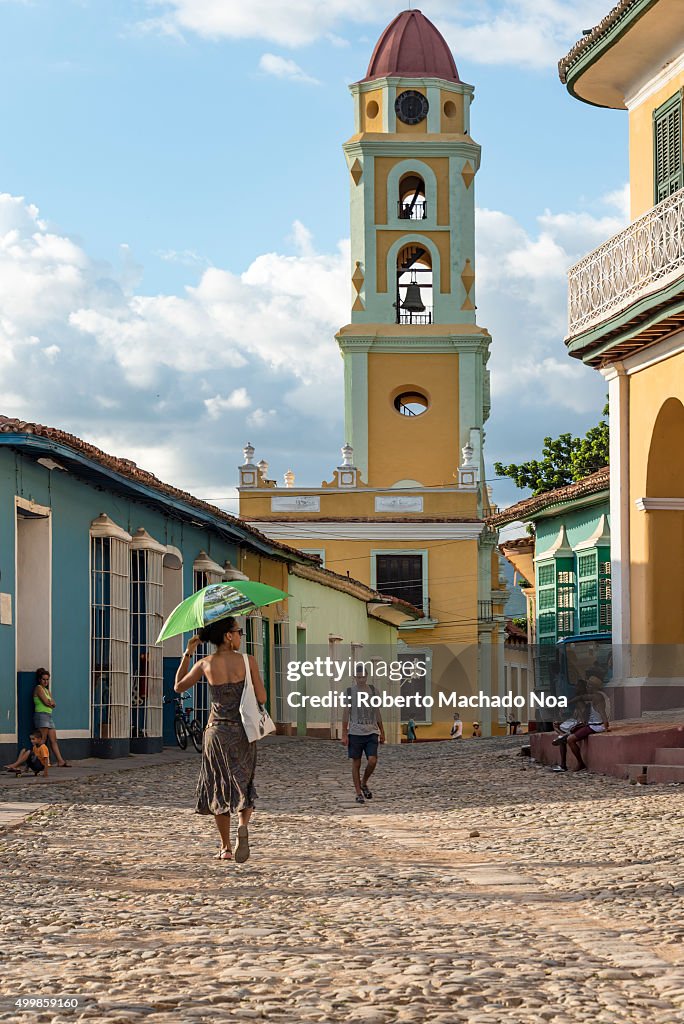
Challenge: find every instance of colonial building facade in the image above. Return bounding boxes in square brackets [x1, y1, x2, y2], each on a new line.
[0, 418, 415, 762]
[239, 11, 506, 738]
[559, 0, 684, 693]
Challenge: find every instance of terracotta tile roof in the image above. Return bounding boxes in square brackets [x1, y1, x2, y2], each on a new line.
[558, 0, 638, 83]
[0, 416, 316, 563]
[488, 467, 610, 528]
[505, 620, 528, 644]
[498, 537, 534, 553]
[361, 9, 460, 83]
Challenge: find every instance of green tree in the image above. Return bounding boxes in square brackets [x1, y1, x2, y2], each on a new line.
[494, 403, 609, 497]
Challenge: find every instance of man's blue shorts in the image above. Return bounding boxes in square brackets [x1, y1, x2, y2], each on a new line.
[347, 734, 379, 760]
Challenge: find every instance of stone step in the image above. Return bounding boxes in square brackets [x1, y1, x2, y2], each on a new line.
[619, 764, 649, 782]
[653, 747, 684, 765]
[647, 764, 684, 785]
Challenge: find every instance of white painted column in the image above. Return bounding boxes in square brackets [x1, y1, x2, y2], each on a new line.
[601, 363, 631, 646]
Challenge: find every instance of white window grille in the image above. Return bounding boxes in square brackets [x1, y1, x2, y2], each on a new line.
[130, 529, 165, 742]
[274, 620, 290, 723]
[90, 515, 131, 741]
[246, 612, 264, 676]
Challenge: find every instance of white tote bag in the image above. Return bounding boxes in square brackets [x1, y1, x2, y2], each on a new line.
[239, 653, 277, 743]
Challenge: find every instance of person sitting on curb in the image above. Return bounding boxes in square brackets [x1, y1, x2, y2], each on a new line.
[4, 731, 50, 777]
[551, 685, 609, 773]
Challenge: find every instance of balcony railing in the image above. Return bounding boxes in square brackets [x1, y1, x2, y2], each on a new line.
[397, 307, 433, 325]
[567, 187, 684, 337]
[398, 200, 427, 220]
[478, 600, 494, 623]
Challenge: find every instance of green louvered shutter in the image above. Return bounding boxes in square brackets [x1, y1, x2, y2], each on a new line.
[654, 91, 683, 204]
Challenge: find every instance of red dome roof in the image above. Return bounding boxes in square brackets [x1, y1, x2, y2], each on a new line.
[362, 10, 460, 83]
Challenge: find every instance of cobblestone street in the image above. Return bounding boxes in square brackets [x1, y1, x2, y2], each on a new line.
[2, 737, 684, 1023]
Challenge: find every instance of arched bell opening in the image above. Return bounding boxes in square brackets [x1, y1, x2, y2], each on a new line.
[398, 173, 427, 220]
[395, 243, 433, 325]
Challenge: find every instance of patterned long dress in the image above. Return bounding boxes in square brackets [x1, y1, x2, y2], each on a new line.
[195, 681, 257, 816]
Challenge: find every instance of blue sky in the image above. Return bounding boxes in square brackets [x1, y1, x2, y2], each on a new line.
[0, 0, 626, 510]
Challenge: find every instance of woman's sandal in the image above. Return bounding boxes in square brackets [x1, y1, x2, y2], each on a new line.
[234, 825, 250, 864]
[215, 847, 232, 860]
[58, 762, 71, 768]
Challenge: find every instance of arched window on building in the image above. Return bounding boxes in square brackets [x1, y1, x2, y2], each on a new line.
[397, 173, 427, 220]
[396, 243, 433, 324]
[130, 528, 165, 752]
[90, 514, 132, 751]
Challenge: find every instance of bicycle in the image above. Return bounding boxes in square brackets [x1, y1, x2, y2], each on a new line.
[164, 693, 204, 752]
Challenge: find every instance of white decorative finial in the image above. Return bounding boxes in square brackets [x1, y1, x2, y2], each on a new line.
[243, 442, 255, 465]
[284, 469, 295, 488]
[257, 459, 269, 478]
[461, 443, 473, 467]
[341, 443, 354, 467]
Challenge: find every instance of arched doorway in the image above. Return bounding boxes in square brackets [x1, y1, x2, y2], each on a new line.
[645, 397, 684, 648]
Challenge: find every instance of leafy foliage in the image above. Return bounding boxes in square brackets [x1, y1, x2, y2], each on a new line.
[494, 403, 609, 497]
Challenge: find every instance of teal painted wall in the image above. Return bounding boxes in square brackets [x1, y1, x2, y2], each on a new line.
[0, 448, 238, 749]
[535, 499, 610, 558]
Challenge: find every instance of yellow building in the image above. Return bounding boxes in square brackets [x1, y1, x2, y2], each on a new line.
[238, 11, 506, 738]
[560, 0, 684, 705]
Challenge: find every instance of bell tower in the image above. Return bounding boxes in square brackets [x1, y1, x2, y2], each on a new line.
[337, 9, 491, 496]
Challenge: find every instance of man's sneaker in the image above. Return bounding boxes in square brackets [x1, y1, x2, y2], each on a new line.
[552, 733, 568, 746]
[361, 785, 373, 800]
[355, 794, 365, 804]
[552, 765, 568, 772]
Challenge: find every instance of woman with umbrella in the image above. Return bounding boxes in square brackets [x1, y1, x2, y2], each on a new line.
[162, 580, 284, 863]
[175, 615, 267, 863]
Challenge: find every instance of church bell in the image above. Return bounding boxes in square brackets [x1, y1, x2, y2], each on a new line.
[401, 273, 426, 313]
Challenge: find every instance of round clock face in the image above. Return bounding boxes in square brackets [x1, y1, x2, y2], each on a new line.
[395, 90, 429, 125]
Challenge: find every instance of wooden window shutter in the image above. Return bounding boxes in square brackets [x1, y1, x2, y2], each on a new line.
[654, 91, 683, 204]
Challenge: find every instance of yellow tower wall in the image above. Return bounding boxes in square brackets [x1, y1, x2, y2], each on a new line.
[367, 351, 460, 486]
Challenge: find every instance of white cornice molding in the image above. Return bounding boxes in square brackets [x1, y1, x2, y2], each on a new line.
[336, 336, 490, 353]
[350, 77, 474, 96]
[626, 53, 684, 110]
[249, 522, 484, 541]
[623, 328, 684, 375]
[635, 497, 684, 511]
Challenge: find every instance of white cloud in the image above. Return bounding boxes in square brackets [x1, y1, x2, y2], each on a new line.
[146, 0, 384, 47]
[289, 219, 315, 257]
[258, 53, 320, 85]
[0, 186, 627, 501]
[247, 407, 277, 430]
[158, 248, 211, 267]
[204, 388, 252, 418]
[148, 1, 611, 69]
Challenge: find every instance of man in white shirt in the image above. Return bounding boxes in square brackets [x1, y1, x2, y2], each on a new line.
[341, 667, 385, 804]
[450, 713, 463, 739]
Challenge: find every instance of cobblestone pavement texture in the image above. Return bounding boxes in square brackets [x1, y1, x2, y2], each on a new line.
[2, 736, 684, 1023]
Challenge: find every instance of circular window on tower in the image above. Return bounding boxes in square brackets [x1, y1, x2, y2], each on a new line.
[394, 391, 429, 417]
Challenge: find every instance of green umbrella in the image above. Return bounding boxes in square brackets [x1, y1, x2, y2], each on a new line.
[156, 581, 288, 643]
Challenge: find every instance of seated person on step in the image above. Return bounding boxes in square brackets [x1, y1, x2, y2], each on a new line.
[551, 684, 609, 773]
[4, 731, 50, 777]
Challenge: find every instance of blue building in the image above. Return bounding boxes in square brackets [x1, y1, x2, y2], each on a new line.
[0, 417, 315, 763]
